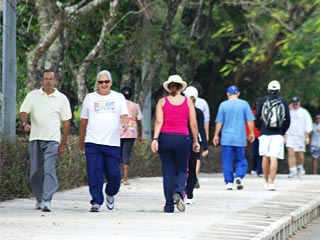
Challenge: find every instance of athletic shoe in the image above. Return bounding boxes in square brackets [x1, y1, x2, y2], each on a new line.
[268, 183, 276, 191]
[226, 182, 233, 190]
[42, 201, 51, 212]
[186, 198, 195, 205]
[35, 200, 44, 210]
[163, 204, 174, 213]
[258, 174, 264, 177]
[90, 203, 100, 212]
[251, 170, 257, 175]
[288, 171, 296, 178]
[106, 195, 114, 210]
[235, 177, 243, 190]
[173, 193, 185, 212]
[297, 167, 305, 177]
[194, 179, 200, 189]
[264, 183, 269, 190]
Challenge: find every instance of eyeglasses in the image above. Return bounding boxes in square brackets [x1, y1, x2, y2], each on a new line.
[315, 118, 320, 120]
[98, 80, 111, 84]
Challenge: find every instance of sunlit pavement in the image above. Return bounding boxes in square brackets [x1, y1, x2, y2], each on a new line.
[1, 173, 320, 240]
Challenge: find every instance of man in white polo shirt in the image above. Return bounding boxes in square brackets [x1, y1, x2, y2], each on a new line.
[20, 69, 72, 212]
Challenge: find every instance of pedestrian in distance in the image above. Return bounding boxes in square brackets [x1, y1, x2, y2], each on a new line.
[213, 85, 255, 191]
[310, 113, 320, 174]
[246, 99, 263, 177]
[20, 69, 72, 212]
[285, 96, 313, 178]
[120, 86, 143, 185]
[190, 81, 210, 188]
[183, 86, 208, 205]
[151, 75, 200, 213]
[79, 70, 129, 212]
[255, 80, 290, 191]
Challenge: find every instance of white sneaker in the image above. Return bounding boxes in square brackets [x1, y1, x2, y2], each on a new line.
[90, 203, 100, 212]
[42, 201, 51, 212]
[264, 183, 269, 190]
[186, 198, 195, 205]
[35, 200, 44, 210]
[268, 183, 276, 191]
[251, 170, 257, 175]
[226, 183, 233, 190]
[288, 171, 296, 178]
[106, 195, 114, 210]
[297, 167, 305, 177]
[235, 177, 243, 190]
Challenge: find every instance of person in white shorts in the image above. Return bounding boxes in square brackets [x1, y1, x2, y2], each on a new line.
[285, 97, 312, 178]
[255, 80, 290, 191]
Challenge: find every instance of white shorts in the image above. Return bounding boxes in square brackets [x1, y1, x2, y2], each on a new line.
[286, 135, 306, 152]
[259, 135, 284, 160]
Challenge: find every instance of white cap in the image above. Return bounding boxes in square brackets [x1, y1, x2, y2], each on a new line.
[267, 80, 281, 90]
[183, 86, 198, 99]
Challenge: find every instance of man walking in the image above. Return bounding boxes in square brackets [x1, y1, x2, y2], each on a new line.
[255, 80, 290, 190]
[20, 69, 72, 212]
[79, 70, 128, 212]
[286, 97, 312, 177]
[213, 85, 255, 190]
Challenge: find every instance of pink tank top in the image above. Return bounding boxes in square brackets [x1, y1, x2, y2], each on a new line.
[161, 96, 189, 135]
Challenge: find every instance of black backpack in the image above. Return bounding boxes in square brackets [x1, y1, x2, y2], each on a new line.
[261, 97, 286, 129]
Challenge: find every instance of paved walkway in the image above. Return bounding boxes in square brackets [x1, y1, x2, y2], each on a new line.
[1, 173, 320, 240]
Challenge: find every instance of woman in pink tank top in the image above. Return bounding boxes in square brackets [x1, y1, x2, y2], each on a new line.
[151, 75, 200, 213]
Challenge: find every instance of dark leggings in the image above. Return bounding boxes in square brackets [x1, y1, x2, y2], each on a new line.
[158, 133, 190, 207]
[186, 144, 198, 199]
[121, 138, 135, 165]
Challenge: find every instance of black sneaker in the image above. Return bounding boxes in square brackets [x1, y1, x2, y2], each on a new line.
[163, 204, 174, 213]
[173, 193, 185, 212]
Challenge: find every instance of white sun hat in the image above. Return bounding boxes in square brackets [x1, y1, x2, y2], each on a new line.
[163, 75, 187, 92]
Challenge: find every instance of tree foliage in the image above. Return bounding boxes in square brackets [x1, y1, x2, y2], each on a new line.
[2, 0, 320, 134]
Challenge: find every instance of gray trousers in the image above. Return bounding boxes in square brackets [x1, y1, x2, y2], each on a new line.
[29, 140, 59, 202]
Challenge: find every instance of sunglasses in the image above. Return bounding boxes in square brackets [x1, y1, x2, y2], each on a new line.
[98, 80, 111, 84]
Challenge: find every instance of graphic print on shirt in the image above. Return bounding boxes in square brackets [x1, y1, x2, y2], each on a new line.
[94, 99, 115, 113]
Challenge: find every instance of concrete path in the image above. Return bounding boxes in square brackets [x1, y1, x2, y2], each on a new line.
[1, 173, 320, 240]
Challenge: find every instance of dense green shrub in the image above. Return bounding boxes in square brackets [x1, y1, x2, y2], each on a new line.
[0, 138, 30, 200]
[0, 135, 87, 201]
[1, 134, 314, 201]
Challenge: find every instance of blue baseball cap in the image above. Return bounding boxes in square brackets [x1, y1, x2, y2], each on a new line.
[226, 85, 239, 95]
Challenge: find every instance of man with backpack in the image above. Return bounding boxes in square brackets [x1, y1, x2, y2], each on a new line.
[255, 80, 291, 191]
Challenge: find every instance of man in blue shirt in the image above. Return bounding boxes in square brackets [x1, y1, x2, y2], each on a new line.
[213, 86, 255, 190]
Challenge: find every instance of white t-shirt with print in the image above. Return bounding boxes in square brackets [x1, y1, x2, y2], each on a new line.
[81, 91, 128, 147]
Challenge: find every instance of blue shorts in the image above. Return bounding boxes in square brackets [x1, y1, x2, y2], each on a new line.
[310, 145, 320, 159]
